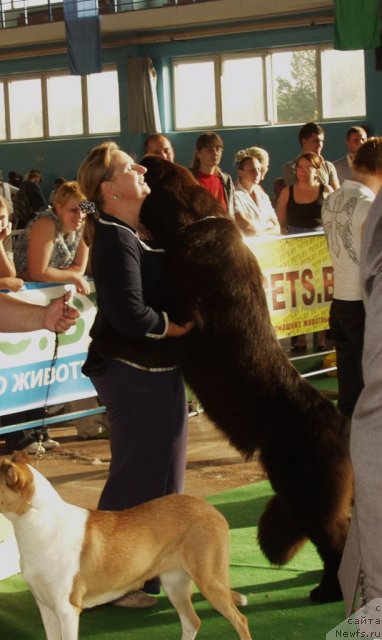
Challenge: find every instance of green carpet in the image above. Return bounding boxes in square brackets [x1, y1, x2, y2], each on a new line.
[0, 481, 346, 639]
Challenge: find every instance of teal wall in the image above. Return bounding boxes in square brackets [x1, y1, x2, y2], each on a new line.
[0, 21, 380, 197]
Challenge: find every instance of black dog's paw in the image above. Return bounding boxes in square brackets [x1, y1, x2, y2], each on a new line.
[310, 582, 343, 604]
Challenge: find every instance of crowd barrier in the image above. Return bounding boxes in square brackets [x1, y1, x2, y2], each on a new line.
[0, 232, 334, 435]
[245, 231, 332, 338]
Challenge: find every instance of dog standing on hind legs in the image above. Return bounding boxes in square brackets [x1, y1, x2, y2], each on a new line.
[0, 453, 251, 640]
[139, 155, 353, 604]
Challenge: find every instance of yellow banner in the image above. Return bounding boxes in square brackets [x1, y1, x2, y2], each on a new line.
[246, 233, 333, 339]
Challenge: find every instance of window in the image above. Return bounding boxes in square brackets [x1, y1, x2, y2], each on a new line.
[87, 70, 120, 134]
[8, 77, 43, 139]
[0, 67, 120, 142]
[221, 54, 266, 126]
[9, 0, 61, 7]
[172, 46, 366, 130]
[272, 49, 318, 124]
[47, 74, 83, 137]
[173, 59, 217, 129]
[321, 49, 366, 119]
[0, 83, 5, 141]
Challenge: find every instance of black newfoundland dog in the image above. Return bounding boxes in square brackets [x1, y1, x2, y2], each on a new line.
[139, 156, 352, 603]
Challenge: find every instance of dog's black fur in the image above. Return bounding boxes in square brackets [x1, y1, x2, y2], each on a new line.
[140, 156, 352, 603]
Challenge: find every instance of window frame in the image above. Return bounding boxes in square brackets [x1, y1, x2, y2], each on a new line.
[271, 47, 320, 126]
[319, 47, 366, 121]
[0, 80, 9, 141]
[220, 50, 269, 127]
[86, 69, 121, 135]
[7, 74, 44, 140]
[172, 55, 220, 131]
[171, 44, 366, 131]
[45, 71, 84, 138]
[0, 65, 120, 142]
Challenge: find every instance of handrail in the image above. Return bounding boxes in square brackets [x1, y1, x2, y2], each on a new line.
[0, 231, 337, 436]
[0, 0, 211, 29]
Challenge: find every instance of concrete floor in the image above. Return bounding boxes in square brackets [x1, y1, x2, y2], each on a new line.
[0, 412, 266, 510]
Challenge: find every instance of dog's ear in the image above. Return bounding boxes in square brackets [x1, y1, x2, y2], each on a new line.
[0, 457, 30, 490]
[0, 459, 17, 488]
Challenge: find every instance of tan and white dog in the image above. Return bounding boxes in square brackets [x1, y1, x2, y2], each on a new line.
[0, 452, 252, 640]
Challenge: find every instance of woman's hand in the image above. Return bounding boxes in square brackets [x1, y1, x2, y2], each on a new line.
[71, 274, 91, 295]
[166, 320, 194, 338]
[0, 276, 24, 292]
[0, 221, 12, 243]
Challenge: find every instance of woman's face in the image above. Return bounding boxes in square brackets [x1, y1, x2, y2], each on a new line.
[296, 157, 317, 183]
[55, 197, 86, 233]
[109, 151, 150, 202]
[238, 158, 262, 189]
[0, 205, 9, 233]
[196, 143, 223, 171]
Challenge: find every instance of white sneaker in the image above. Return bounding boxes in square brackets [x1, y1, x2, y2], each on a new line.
[42, 438, 60, 450]
[26, 442, 46, 454]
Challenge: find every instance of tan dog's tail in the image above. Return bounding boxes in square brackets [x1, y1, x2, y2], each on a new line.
[232, 590, 248, 607]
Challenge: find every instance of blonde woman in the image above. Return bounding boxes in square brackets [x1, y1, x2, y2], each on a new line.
[0, 195, 24, 292]
[77, 142, 193, 607]
[14, 181, 90, 294]
[234, 148, 280, 236]
[5, 183, 89, 454]
[245, 145, 270, 179]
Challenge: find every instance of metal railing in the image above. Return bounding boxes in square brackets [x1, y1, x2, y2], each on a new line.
[0, 0, 211, 29]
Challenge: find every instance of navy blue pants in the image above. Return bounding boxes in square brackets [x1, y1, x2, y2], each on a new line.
[91, 360, 188, 512]
[91, 360, 188, 595]
[329, 298, 365, 418]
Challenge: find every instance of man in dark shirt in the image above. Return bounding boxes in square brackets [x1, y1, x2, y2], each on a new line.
[24, 168, 47, 212]
[13, 168, 47, 229]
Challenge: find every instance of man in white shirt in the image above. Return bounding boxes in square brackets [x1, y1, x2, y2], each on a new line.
[321, 136, 382, 418]
[339, 185, 382, 615]
[333, 126, 367, 184]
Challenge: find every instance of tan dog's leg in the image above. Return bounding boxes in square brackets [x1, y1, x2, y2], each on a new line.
[161, 567, 252, 640]
[160, 569, 201, 640]
[198, 582, 252, 640]
[188, 539, 252, 640]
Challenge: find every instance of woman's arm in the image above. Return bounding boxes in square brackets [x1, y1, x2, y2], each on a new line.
[0, 276, 24, 292]
[0, 222, 16, 277]
[27, 218, 90, 294]
[234, 211, 257, 235]
[0, 227, 23, 291]
[166, 320, 194, 337]
[323, 184, 334, 198]
[276, 186, 290, 234]
[258, 189, 282, 235]
[267, 219, 281, 235]
[65, 237, 89, 273]
[233, 192, 258, 235]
